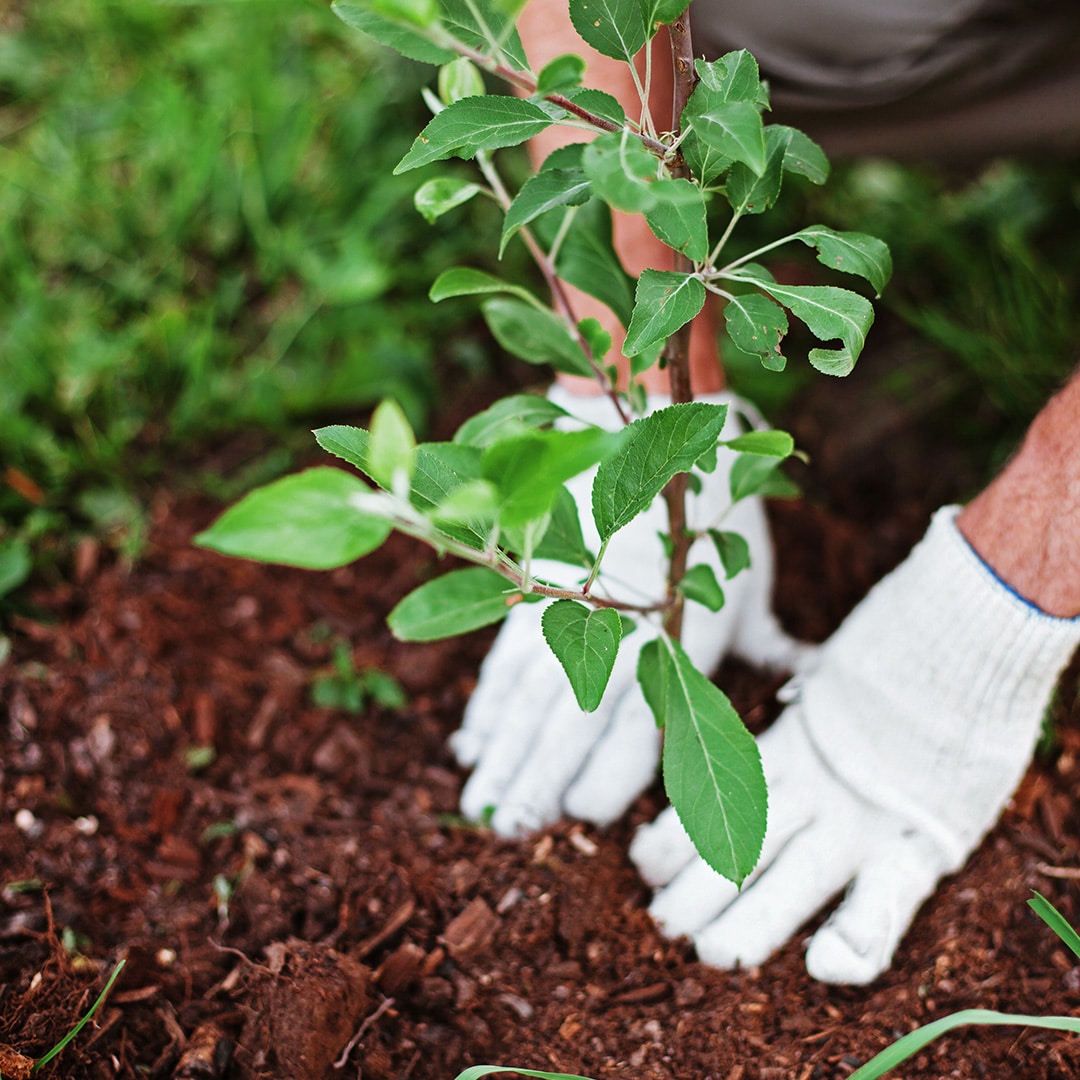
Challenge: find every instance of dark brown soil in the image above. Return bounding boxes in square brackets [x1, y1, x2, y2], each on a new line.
[2, 352, 1079, 1080]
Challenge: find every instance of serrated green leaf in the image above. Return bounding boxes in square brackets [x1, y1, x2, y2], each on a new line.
[592, 402, 727, 540]
[500, 168, 591, 256]
[691, 101, 766, 177]
[367, 400, 416, 490]
[542, 600, 624, 711]
[388, 567, 515, 641]
[644, 178, 709, 261]
[483, 427, 623, 527]
[429, 266, 541, 306]
[482, 298, 592, 376]
[677, 563, 725, 611]
[453, 394, 569, 447]
[724, 125, 788, 215]
[414, 177, 484, 223]
[623, 269, 706, 357]
[314, 426, 488, 546]
[582, 130, 659, 213]
[724, 429, 793, 457]
[536, 53, 587, 94]
[440, 0, 528, 68]
[195, 468, 391, 570]
[707, 529, 751, 579]
[543, 198, 635, 326]
[331, 3, 455, 63]
[363, 0, 439, 29]
[737, 271, 874, 376]
[561, 87, 626, 127]
[533, 485, 593, 567]
[724, 292, 788, 371]
[729, 454, 799, 503]
[775, 125, 830, 184]
[654, 635, 765, 885]
[694, 50, 766, 104]
[431, 479, 499, 525]
[795, 225, 893, 296]
[568, 0, 648, 62]
[395, 96, 551, 173]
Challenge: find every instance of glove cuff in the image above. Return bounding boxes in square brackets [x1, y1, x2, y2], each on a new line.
[800, 505, 1080, 866]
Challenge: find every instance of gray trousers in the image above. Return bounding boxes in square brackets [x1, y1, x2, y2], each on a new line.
[691, 0, 1080, 159]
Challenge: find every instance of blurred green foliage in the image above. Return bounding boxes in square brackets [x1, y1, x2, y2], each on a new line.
[0, 0, 503, 582]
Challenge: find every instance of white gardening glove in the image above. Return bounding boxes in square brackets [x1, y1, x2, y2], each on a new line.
[631, 505, 1080, 984]
[451, 383, 809, 837]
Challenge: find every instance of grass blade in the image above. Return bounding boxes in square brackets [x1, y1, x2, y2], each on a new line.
[33, 959, 126, 1072]
[1028, 891, 1080, 961]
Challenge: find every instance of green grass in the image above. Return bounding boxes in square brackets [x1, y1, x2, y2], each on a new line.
[0, 0, 504, 571]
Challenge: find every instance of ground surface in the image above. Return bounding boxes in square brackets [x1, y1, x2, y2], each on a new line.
[2, 351, 1079, 1080]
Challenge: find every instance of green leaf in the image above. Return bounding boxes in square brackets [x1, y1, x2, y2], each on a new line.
[847, 1011, 1080, 1080]
[724, 124, 788, 215]
[724, 429, 794, 457]
[578, 317, 612, 361]
[0, 538, 31, 599]
[690, 101, 766, 177]
[677, 563, 725, 612]
[561, 88, 626, 127]
[694, 50, 767, 105]
[542, 600, 624, 711]
[1028, 892, 1080, 961]
[636, 639, 667, 727]
[331, 3, 455, 63]
[483, 427, 623, 527]
[395, 96, 551, 173]
[453, 394, 569, 447]
[729, 454, 798, 503]
[795, 225, 893, 296]
[532, 486, 593, 567]
[388, 567, 515, 641]
[592, 401, 728, 540]
[500, 168, 591, 256]
[644, 179, 708, 261]
[568, 0, 648, 62]
[366, 0, 439, 29]
[653, 636, 766, 885]
[314, 427, 488, 546]
[440, 0, 528, 68]
[582, 130, 658, 213]
[429, 267, 540, 306]
[775, 125, 830, 184]
[431, 479, 499, 525]
[545, 198, 635, 326]
[438, 57, 486, 104]
[414, 177, 484, 223]
[194, 468, 391, 570]
[707, 529, 751, 579]
[623, 269, 706, 357]
[724, 292, 788, 372]
[648, 0, 690, 23]
[455, 1066, 601, 1080]
[740, 272, 874, 376]
[482, 298, 592, 376]
[536, 53, 587, 94]
[367, 400, 416, 490]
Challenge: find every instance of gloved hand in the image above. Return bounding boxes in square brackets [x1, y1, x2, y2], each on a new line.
[450, 383, 808, 837]
[631, 506, 1080, 984]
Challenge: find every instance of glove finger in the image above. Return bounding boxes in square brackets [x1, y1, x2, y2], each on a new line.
[451, 603, 546, 766]
[806, 831, 946, 985]
[692, 821, 861, 969]
[643, 788, 816, 938]
[562, 688, 661, 827]
[628, 805, 698, 888]
[458, 650, 566, 824]
[487, 644, 643, 836]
